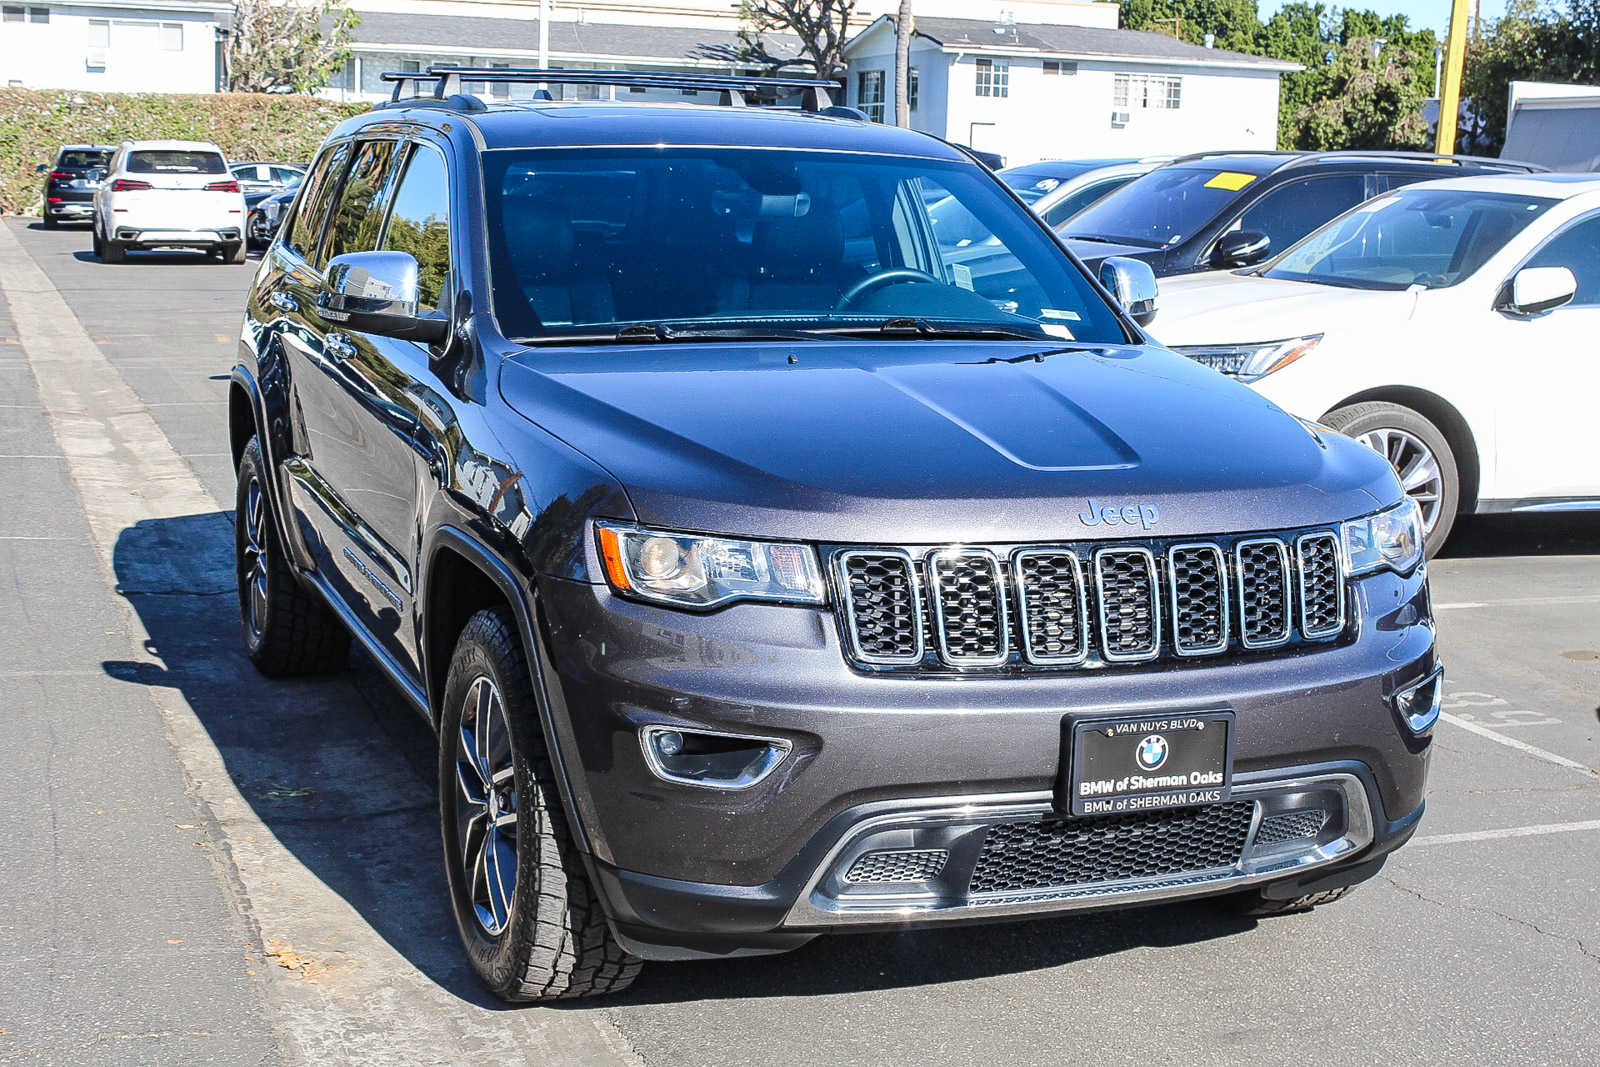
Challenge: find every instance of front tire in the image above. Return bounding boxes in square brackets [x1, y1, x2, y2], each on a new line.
[1322, 401, 1459, 557]
[99, 234, 125, 263]
[1223, 884, 1356, 917]
[43, 214, 58, 230]
[439, 607, 641, 1002]
[234, 437, 349, 675]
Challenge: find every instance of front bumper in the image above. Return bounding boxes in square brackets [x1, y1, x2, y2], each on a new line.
[535, 564, 1435, 957]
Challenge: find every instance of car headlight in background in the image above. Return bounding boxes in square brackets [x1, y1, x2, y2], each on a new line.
[1342, 498, 1424, 576]
[596, 522, 825, 609]
[1173, 335, 1322, 382]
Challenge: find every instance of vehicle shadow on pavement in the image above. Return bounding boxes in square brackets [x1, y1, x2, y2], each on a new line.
[1438, 514, 1599, 558]
[69, 249, 248, 266]
[103, 510, 519, 1011]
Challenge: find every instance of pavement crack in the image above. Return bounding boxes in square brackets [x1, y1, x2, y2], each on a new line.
[1384, 875, 1600, 967]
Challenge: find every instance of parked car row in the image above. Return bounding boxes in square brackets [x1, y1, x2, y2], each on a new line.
[36, 141, 304, 263]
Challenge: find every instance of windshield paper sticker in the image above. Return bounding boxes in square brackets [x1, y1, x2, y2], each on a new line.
[952, 263, 974, 290]
[1204, 171, 1257, 191]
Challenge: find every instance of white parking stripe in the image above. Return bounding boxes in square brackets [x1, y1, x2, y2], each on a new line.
[1435, 594, 1600, 610]
[1411, 819, 1600, 847]
[1440, 711, 1600, 780]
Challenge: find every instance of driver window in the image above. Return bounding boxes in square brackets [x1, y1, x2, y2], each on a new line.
[1525, 215, 1600, 306]
[1234, 175, 1366, 252]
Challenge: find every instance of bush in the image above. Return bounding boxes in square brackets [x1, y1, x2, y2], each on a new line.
[0, 88, 368, 215]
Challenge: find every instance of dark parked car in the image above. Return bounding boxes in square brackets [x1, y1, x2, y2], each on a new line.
[37, 145, 115, 227]
[1062, 149, 1545, 277]
[246, 181, 299, 249]
[228, 67, 1440, 1003]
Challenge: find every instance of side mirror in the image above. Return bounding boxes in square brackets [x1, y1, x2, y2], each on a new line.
[319, 251, 448, 344]
[1213, 229, 1271, 268]
[35, 163, 48, 173]
[1099, 256, 1159, 326]
[1497, 265, 1576, 316]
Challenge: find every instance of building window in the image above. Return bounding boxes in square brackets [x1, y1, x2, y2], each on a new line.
[400, 59, 421, 73]
[491, 62, 510, 99]
[857, 69, 885, 122]
[160, 22, 181, 50]
[975, 58, 1009, 98]
[1114, 73, 1182, 111]
[909, 67, 918, 113]
[1043, 60, 1077, 76]
[87, 18, 108, 46]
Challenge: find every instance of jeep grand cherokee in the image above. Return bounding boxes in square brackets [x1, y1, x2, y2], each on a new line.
[227, 67, 1440, 1002]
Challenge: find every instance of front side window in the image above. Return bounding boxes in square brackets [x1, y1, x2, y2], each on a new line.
[1525, 214, 1600, 306]
[857, 70, 885, 123]
[1264, 189, 1555, 291]
[483, 147, 1125, 345]
[976, 59, 1009, 98]
[285, 141, 352, 267]
[1235, 175, 1367, 253]
[380, 145, 452, 311]
[325, 139, 401, 261]
[1065, 163, 1265, 248]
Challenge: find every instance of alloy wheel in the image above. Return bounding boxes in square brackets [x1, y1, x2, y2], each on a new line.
[454, 675, 518, 936]
[240, 477, 270, 639]
[1357, 427, 1444, 534]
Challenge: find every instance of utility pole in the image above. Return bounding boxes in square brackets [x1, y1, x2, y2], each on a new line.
[1435, 0, 1470, 155]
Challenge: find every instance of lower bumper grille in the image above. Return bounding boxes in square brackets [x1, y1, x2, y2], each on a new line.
[968, 801, 1256, 894]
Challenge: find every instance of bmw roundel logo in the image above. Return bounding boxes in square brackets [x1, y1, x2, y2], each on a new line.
[1136, 734, 1169, 771]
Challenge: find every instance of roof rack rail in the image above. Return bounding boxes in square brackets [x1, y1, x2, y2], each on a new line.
[1164, 148, 1545, 173]
[380, 66, 841, 111]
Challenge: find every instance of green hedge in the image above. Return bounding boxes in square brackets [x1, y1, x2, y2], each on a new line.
[0, 89, 369, 215]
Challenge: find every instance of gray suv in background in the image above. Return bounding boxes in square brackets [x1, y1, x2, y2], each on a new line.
[228, 67, 1441, 1001]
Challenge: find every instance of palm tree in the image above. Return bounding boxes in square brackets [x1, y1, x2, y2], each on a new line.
[894, 0, 913, 127]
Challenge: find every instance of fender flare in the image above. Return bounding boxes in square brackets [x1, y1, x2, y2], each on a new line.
[424, 524, 595, 857]
[229, 363, 311, 568]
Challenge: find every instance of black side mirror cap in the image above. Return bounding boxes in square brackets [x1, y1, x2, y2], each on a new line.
[1214, 230, 1271, 268]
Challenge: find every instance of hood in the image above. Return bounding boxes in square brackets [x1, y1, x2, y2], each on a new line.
[1151, 272, 1416, 347]
[500, 340, 1397, 544]
[1064, 239, 1161, 271]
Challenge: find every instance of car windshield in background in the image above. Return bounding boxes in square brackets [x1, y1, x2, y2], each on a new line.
[1065, 163, 1263, 248]
[128, 150, 227, 175]
[58, 150, 111, 169]
[1000, 162, 1103, 205]
[484, 147, 1125, 346]
[1264, 189, 1556, 291]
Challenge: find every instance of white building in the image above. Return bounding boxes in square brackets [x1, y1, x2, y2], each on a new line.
[0, 0, 228, 92]
[842, 16, 1298, 164]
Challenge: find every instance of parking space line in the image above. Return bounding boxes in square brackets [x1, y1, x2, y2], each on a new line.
[1435, 594, 1600, 610]
[1411, 819, 1600, 847]
[1440, 711, 1600, 780]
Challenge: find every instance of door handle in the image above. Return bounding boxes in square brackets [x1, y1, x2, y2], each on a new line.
[268, 291, 298, 313]
[324, 332, 357, 362]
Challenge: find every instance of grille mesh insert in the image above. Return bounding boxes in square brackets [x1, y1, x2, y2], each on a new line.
[840, 553, 921, 662]
[1169, 545, 1226, 654]
[968, 802, 1256, 894]
[844, 849, 949, 884]
[1237, 540, 1290, 646]
[1255, 809, 1330, 845]
[1016, 551, 1086, 663]
[930, 551, 1006, 663]
[1297, 534, 1343, 638]
[1095, 550, 1158, 659]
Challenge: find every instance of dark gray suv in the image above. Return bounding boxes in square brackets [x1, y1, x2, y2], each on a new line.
[228, 67, 1441, 1002]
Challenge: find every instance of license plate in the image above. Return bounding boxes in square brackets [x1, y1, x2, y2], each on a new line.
[1064, 711, 1233, 815]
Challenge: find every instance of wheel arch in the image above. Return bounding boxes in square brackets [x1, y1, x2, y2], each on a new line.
[1324, 386, 1482, 516]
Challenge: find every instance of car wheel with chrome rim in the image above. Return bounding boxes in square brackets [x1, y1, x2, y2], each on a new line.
[438, 606, 640, 1001]
[1323, 401, 1459, 558]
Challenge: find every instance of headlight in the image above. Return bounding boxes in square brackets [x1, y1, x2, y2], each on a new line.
[596, 522, 825, 609]
[1341, 498, 1424, 576]
[1174, 335, 1322, 382]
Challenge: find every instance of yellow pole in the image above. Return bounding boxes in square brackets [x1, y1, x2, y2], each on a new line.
[1435, 0, 1471, 154]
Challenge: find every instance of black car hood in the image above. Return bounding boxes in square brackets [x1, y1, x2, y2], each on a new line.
[1064, 239, 1162, 271]
[500, 340, 1395, 544]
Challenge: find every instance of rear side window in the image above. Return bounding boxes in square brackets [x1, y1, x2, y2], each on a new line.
[284, 142, 352, 268]
[128, 150, 226, 175]
[325, 140, 401, 262]
[380, 145, 452, 311]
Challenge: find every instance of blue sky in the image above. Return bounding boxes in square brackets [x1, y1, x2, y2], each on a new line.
[1256, 0, 1507, 35]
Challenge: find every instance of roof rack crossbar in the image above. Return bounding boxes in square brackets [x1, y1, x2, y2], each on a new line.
[380, 66, 836, 109]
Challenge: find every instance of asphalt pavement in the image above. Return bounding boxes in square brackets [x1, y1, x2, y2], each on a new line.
[1, 218, 1596, 1066]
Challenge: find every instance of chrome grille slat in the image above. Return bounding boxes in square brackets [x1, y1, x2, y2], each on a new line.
[1295, 532, 1345, 640]
[1168, 543, 1229, 656]
[833, 529, 1345, 672]
[1093, 548, 1160, 663]
[928, 549, 1009, 666]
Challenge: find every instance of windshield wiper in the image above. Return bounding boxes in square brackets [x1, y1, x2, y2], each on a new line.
[517, 322, 827, 346]
[818, 317, 1053, 342]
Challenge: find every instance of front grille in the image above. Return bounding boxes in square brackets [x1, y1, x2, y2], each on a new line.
[833, 528, 1345, 673]
[968, 802, 1256, 894]
[844, 848, 949, 884]
[1255, 809, 1329, 845]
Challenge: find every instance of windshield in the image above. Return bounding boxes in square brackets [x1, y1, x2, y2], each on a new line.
[1064, 163, 1263, 248]
[1264, 189, 1556, 291]
[128, 150, 227, 175]
[485, 147, 1125, 345]
[58, 150, 111, 170]
[1000, 162, 1101, 205]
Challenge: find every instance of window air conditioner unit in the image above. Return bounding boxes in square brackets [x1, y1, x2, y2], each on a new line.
[86, 49, 107, 72]
[1111, 110, 1131, 126]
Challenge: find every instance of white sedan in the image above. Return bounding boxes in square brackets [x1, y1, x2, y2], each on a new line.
[1153, 174, 1600, 555]
[93, 140, 247, 263]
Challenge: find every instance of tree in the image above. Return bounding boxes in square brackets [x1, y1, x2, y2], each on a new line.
[1120, 0, 1265, 53]
[894, 0, 913, 126]
[227, 0, 359, 95]
[1461, 0, 1600, 154]
[733, 0, 858, 82]
[1285, 35, 1433, 150]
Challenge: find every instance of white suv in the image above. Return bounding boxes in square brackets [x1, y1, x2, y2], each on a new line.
[93, 141, 247, 263]
[1153, 173, 1600, 555]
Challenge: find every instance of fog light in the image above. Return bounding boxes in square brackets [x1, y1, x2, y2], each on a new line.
[639, 725, 790, 790]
